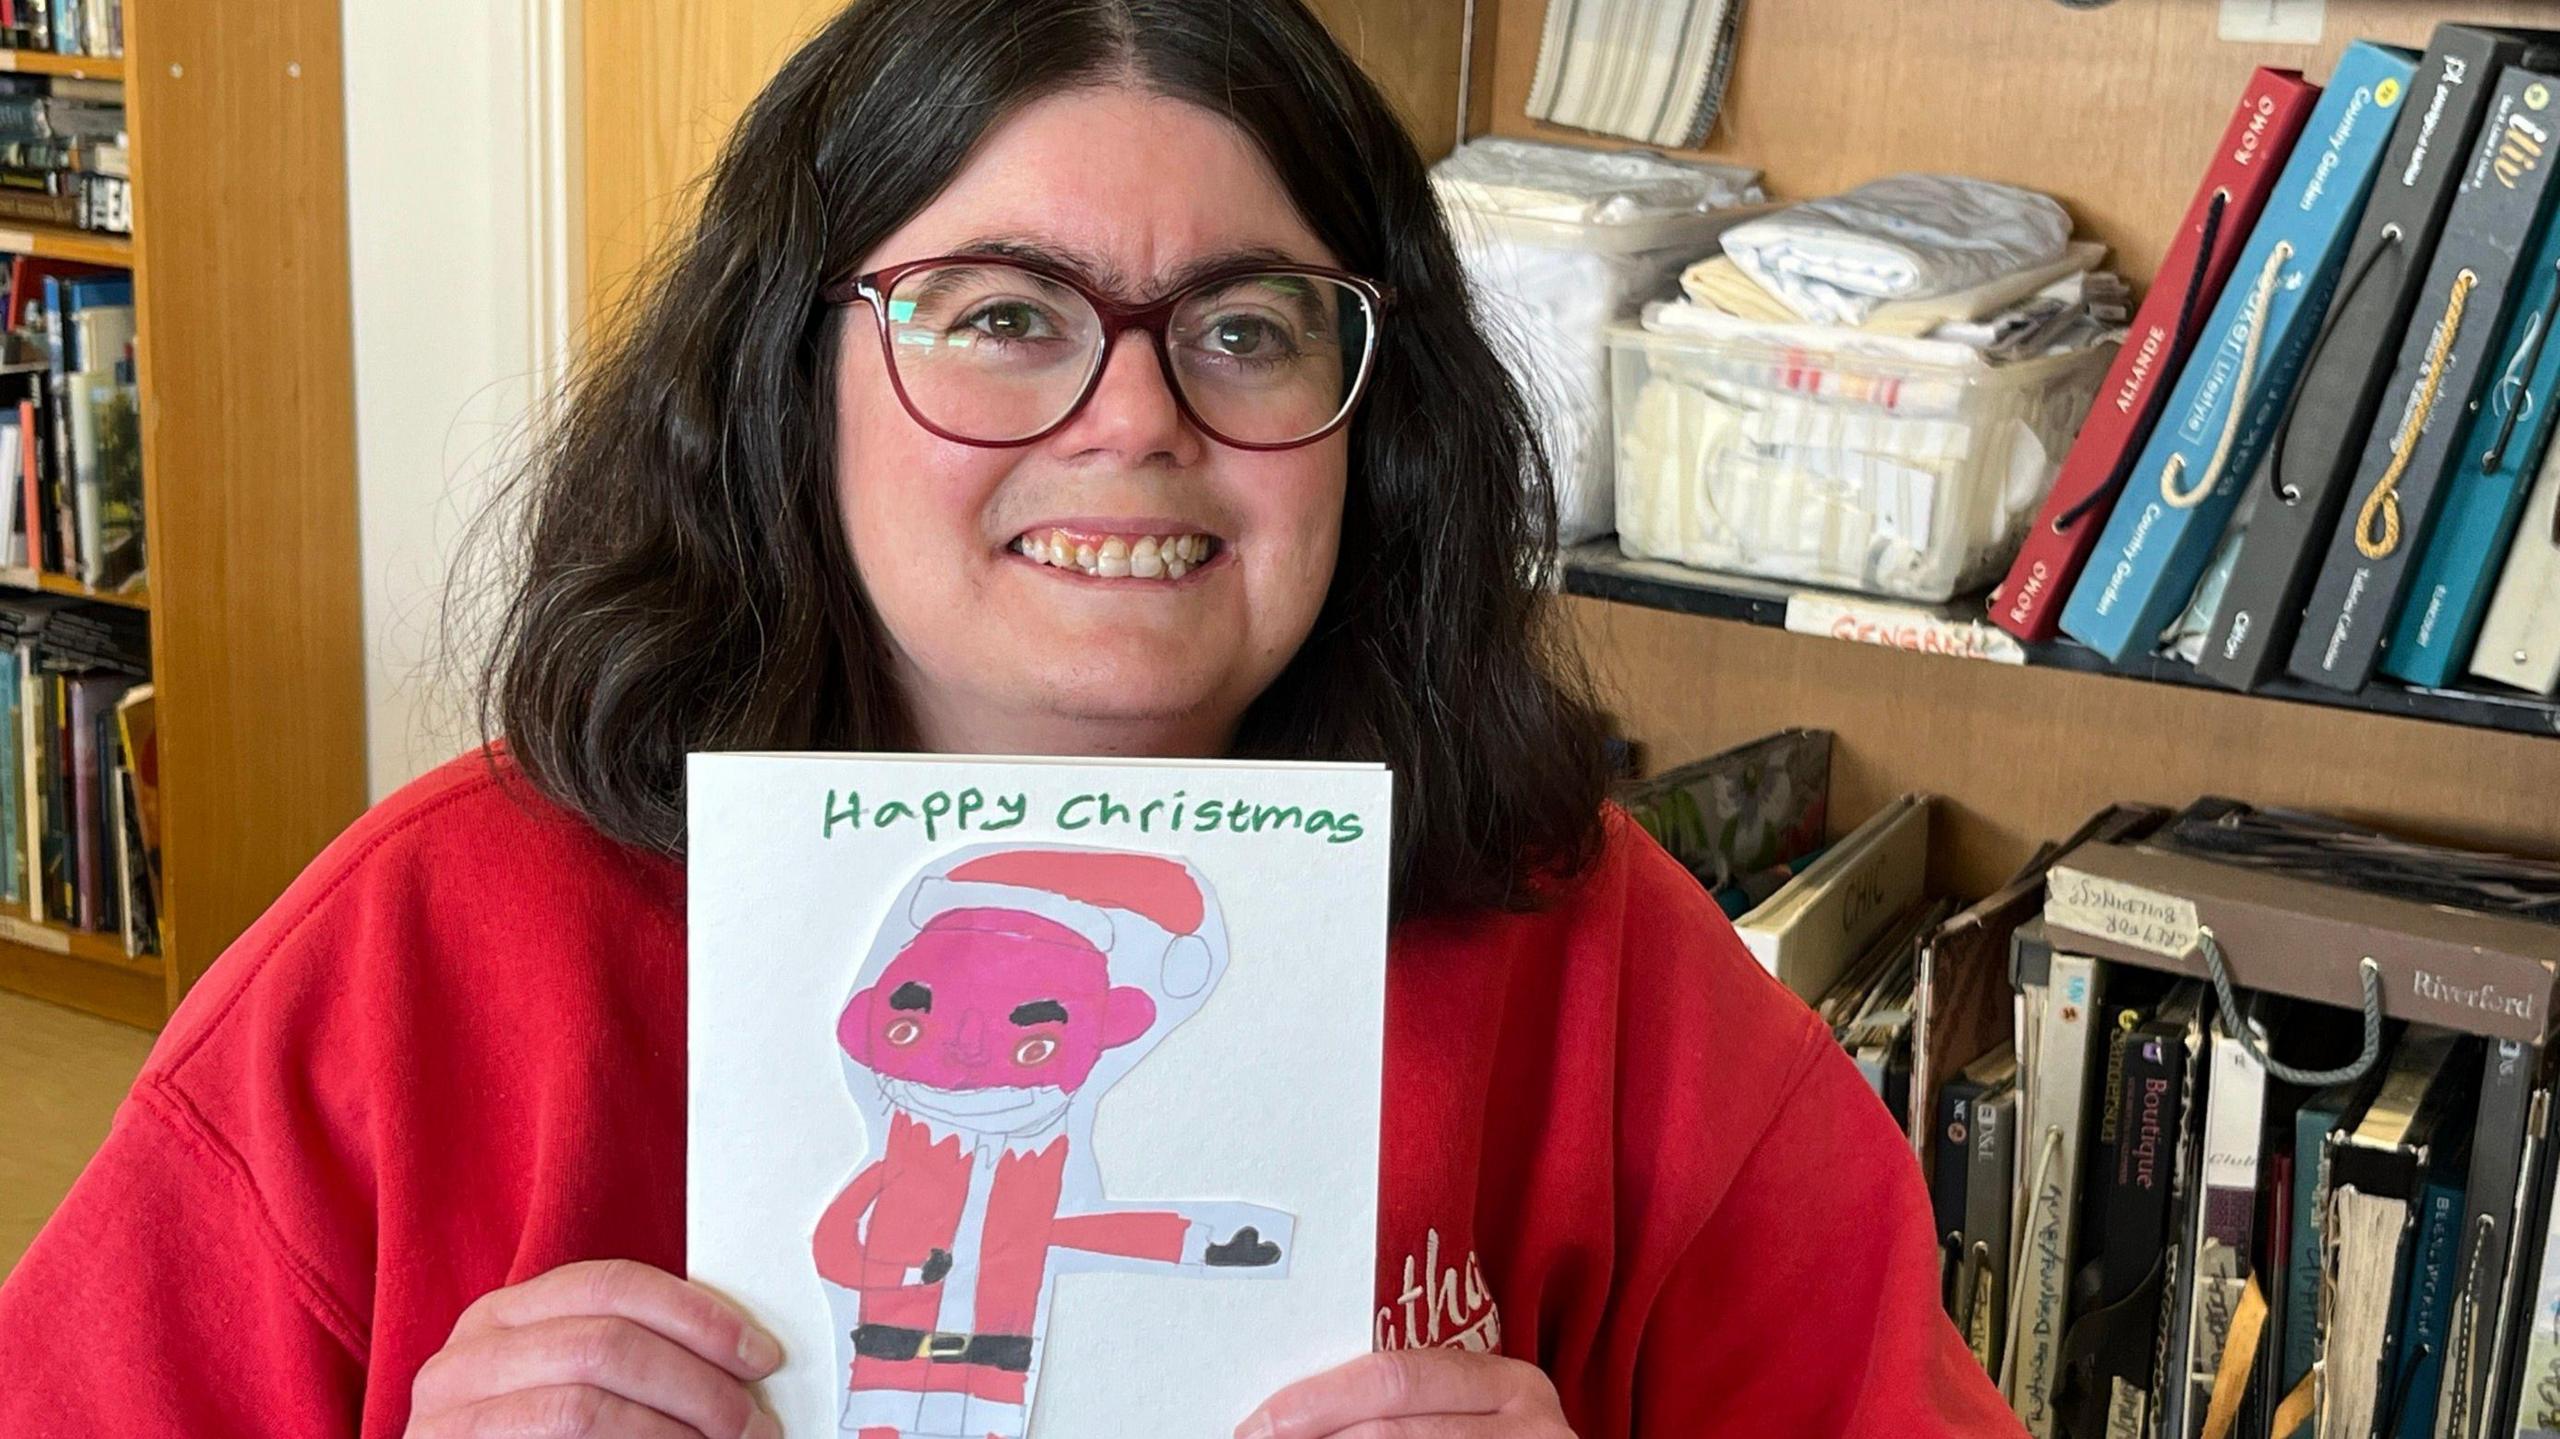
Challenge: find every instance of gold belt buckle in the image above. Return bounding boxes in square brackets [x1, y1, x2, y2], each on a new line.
[921, 1331, 970, 1361]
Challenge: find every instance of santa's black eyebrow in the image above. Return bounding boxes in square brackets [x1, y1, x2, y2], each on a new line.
[889, 982, 933, 1012]
[1010, 999, 1069, 1027]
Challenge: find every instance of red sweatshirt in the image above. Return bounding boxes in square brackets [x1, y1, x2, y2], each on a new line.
[0, 751, 2019, 1437]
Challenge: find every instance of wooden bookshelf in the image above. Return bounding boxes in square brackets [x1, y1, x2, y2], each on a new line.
[0, 223, 129, 267]
[0, 0, 366, 1029]
[0, 48, 124, 82]
[1459, 0, 2560, 889]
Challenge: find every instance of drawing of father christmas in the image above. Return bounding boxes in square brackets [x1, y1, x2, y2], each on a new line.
[815, 843, 1294, 1438]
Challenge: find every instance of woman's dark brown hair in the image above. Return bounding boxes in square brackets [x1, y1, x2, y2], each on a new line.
[466, 0, 1611, 919]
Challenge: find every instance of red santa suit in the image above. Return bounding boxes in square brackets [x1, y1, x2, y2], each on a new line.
[812, 1110, 1193, 1432]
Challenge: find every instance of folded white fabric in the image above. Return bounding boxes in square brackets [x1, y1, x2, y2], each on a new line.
[1718, 174, 2074, 327]
[1431, 136, 1764, 228]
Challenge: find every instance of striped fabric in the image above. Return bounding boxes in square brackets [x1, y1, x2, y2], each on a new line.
[1522, 0, 1745, 149]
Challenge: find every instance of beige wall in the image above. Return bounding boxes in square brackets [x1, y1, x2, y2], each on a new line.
[577, 0, 1471, 330]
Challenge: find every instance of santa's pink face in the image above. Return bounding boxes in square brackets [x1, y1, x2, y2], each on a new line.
[839, 909, 1158, 1094]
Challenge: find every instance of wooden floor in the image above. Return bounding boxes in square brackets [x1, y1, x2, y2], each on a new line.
[0, 989, 153, 1276]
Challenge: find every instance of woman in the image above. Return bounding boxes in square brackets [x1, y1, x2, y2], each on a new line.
[0, 1, 2018, 1435]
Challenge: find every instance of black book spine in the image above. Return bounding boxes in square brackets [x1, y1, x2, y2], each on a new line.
[1934, 1074, 1986, 1282]
[2445, 1040, 2538, 1438]
[2200, 27, 2529, 691]
[2290, 68, 2560, 692]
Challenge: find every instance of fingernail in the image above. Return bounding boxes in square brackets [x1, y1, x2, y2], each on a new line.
[1233, 1412, 1276, 1439]
[745, 1412, 784, 1439]
[738, 1324, 783, 1374]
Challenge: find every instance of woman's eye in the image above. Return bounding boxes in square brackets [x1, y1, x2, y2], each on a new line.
[962, 301, 1055, 341]
[1203, 314, 1292, 358]
[1014, 1035, 1058, 1066]
[885, 1019, 922, 1047]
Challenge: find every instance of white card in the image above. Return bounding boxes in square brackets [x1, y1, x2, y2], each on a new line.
[688, 753, 1392, 1438]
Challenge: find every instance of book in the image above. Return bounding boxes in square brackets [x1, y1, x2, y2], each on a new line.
[113, 680, 152, 918]
[14, 643, 34, 918]
[2150, 989, 2214, 1439]
[2496, 1089, 2560, 1438]
[1992, 67, 2320, 644]
[1614, 727, 1831, 916]
[1966, 1077, 2020, 1371]
[2441, 1041, 2547, 1439]
[2012, 949, 2102, 1436]
[0, 644, 16, 906]
[2173, 1023, 2276, 1435]
[2290, 68, 2560, 693]
[1734, 792, 1930, 1002]
[686, 754, 1391, 1435]
[2393, 1158, 2470, 1439]
[2064, 989, 2194, 1436]
[2469, 445, 2560, 695]
[1935, 1045, 2013, 1306]
[2320, 1028, 2472, 1439]
[2288, 1076, 2371, 1404]
[2382, 217, 2560, 690]
[2058, 42, 2416, 665]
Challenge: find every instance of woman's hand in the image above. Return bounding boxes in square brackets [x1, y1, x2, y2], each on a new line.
[405, 1259, 783, 1438]
[1236, 1350, 1577, 1438]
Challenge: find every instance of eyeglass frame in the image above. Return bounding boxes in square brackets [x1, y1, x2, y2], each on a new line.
[821, 253, 1396, 452]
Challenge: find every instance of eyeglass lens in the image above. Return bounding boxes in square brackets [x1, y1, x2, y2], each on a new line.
[878, 262, 1374, 446]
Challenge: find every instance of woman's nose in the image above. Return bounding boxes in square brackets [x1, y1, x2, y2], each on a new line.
[1053, 330, 1204, 466]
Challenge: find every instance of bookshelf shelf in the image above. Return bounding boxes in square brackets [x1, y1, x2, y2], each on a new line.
[0, 223, 129, 267]
[0, 49, 123, 81]
[0, 570, 148, 609]
[1561, 542, 2560, 741]
[0, 899, 148, 972]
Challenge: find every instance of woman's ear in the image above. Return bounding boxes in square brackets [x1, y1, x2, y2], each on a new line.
[1101, 987, 1159, 1049]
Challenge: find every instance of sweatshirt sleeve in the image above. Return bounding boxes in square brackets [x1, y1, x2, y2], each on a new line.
[0, 1077, 365, 1438]
[1633, 1018, 2026, 1439]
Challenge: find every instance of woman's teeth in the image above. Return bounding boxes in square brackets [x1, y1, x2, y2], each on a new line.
[1013, 530, 1216, 581]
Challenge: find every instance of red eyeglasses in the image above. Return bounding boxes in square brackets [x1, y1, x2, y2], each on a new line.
[822, 254, 1392, 451]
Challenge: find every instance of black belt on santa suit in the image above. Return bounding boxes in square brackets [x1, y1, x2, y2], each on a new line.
[852, 1323, 1036, 1372]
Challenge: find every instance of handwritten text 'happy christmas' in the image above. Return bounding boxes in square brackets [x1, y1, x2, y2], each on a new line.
[821, 786, 1370, 846]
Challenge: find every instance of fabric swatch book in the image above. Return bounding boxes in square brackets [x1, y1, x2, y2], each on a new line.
[1521, 0, 1744, 149]
[2290, 66, 2560, 693]
[1733, 791, 1929, 1003]
[2203, 23, 2560, 693]
[2470, 435, 2560, 695]
[2059, 41, 2415, 665]
[687, 753, 1392, 1438]
[1992, 66, 2318, 644]
[2383, 212, 2560, 691]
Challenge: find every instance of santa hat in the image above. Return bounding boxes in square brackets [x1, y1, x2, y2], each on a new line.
[906, 846, 1221, 1001]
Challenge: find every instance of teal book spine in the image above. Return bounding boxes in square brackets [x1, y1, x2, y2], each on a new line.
[2385, 240, 2560, 689]
[2060, 41, 2416, 663]
[2390, 1176, 2467, 1439]
[2285, 1088, 2351, 1397]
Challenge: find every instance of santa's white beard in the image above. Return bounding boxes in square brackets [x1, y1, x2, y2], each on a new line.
[875, 1075, 1072, 1139]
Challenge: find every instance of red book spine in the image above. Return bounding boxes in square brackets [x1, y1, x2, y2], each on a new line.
[1991, 68, 2322, 643]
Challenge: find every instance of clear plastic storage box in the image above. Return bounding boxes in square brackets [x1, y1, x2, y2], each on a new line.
[1608, 311, 2115, 601]
[1430, 138, 1765, 545]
